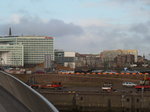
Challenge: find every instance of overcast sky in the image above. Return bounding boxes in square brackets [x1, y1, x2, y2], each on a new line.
[0, 0, 150, 58]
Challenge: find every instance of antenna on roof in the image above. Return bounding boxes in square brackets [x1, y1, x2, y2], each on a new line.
[9, 27, 12, 36]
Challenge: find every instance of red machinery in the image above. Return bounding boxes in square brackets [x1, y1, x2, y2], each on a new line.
[135, 77, 150, 91]
[31, 81, 63, 90]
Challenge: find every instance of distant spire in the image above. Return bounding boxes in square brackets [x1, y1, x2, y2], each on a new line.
[9, 27, 12, 36]
[143, 54, 145, 59]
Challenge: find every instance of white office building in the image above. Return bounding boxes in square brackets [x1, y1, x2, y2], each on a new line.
[0, 36, 54, 66]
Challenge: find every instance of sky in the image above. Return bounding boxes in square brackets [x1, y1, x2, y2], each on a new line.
[0, 0, 150, 58]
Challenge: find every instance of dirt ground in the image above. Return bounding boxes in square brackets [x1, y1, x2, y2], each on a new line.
[12, 73, 144, 90]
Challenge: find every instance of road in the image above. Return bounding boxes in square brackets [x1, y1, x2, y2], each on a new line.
[0, 86, 31, 112]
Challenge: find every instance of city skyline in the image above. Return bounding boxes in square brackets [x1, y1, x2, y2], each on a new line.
[0, 0, 150, 58]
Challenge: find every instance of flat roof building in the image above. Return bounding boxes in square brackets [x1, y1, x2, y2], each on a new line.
[55, 49, 75, 69]
[0, 36, 54, 66]
[100, 49, 138, 62]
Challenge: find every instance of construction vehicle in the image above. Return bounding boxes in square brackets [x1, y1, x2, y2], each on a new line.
[26, 76, 63, 89]
[102, 83, 113, 92]
[31, 81, 63, 90]
[135, 76, 150, 91]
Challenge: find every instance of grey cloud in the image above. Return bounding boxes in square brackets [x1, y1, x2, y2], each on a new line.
[0, 17, 84, 37]
[73, 21, 150, 56]
[59, 23, 145, 54]
[0, 16, 150, 58]
[130, 23, 149, 34]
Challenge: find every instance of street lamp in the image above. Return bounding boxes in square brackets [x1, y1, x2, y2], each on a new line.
[141, 87, 144, 109]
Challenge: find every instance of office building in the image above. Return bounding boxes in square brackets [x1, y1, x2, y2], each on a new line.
[55, 49, 75, 69]
[0, 36, 54, 66]
[0, 44, 24, 66]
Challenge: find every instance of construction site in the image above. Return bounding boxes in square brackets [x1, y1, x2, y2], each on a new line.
[10, 70, 150, 112]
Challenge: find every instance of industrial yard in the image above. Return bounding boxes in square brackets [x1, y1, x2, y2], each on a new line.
[12, 73, 150, 112]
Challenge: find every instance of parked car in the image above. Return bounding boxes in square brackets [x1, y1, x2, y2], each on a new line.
[103, 70, 117, 74]
[35, 70, 45, 74]
[140, 70, 150, 74]
[59, 70, 74, 74]
[91, 70, 103, 73]
[121, 70, 140, 73]
[122, 82, 137, 87]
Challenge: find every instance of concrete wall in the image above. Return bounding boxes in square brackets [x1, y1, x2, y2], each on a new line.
[42, 92, 150, 112]
[0, 71, 58, 112]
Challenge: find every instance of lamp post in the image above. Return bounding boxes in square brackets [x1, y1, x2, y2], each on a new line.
[141, 87, 144, 110]
[121, 95, 125, 111]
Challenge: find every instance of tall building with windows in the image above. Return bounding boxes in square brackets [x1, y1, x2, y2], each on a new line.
[0, 36, 54, 66]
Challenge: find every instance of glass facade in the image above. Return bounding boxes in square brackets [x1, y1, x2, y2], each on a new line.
[55, 51, 64, 65]
[16, 37, 54, 64]
[54, 50, 76, 68]
[0, 44, 24, 66]
[0, 36, 54, 66]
